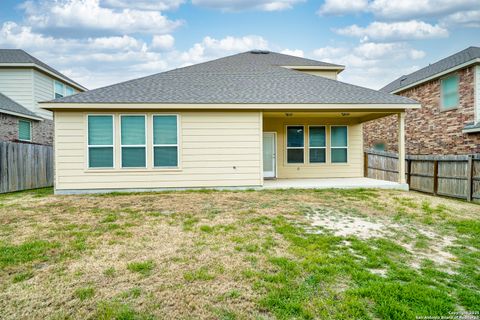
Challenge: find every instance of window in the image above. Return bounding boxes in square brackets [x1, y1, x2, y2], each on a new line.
[441, 75, 459, 110]
[373, 142, 386, 151]
[153, 115, 178, 167]
[121, 115, 146, 168]
[309, 126, 326, 163]
[286, 126, 304, 163]
[54, 81, 75, 98]
[18, 119, 31, 141]
[331, 126, 348, 163]
[87, 115, 114, 168]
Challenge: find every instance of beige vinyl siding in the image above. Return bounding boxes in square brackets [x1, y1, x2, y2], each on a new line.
[54, 111, 263, 191]
[33, 70, 54, 119]
[295, 70, 339, 80]
[476, 65, 480, 123]
[0, 68, 34, 111]
[263, 117, 363, 178]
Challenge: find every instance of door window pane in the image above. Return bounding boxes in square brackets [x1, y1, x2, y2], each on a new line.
[87, 115, 114, 168]
[18, 120, 31, 141]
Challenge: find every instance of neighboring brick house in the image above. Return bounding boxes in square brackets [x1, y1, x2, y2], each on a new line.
[0, 49, 87, 145]
[364, 46, 480, 155]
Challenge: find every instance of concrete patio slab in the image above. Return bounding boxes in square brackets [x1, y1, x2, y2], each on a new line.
[262, 178, 409, 191]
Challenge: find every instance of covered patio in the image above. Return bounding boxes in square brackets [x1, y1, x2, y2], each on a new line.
[262, 177, 409, 191]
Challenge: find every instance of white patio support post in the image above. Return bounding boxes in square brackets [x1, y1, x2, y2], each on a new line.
[398, 112, 406, 184]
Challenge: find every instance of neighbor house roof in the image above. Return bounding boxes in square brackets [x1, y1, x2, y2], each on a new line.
[381, 46, 480, 93]
[44, 51, 417, 106]
[0, 49, 87, 91]
[0, 92, 43, 120]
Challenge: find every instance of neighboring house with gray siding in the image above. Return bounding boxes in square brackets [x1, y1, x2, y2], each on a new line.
[0, 49, 87, 145]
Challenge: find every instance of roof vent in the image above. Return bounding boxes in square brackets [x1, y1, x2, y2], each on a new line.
[250, 50, 270, 54]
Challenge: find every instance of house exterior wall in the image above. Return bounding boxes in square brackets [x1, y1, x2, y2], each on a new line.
[0, 69, 34, 111]
[33, 70, 55, 119]
[0, 113, 53, 145]
[54, 110, 263, 192]
[263, 117, 364, 178]
[364, 66, 480, 155]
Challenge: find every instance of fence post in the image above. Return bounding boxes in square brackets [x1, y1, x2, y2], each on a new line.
[433, 160, 439, 195]
[466, 155, 473, 202]
[364, 152, 368, 178]
[406, 159, 412, 185]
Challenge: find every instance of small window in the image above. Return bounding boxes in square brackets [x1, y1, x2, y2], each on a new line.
[18, 119, 31, 141]
[373, 142, 386, 151]
[309, 126, 326, 163]
[331, 126, 348, 163]
[441, 75, 459, 110]
[87, 115, 114, 168]
[121, 115, 146, 168]
[54, 81, 65, 98]
[65, 86, 75, 96]
[286, 126, 304, 164]
[153, 115, 179, 167]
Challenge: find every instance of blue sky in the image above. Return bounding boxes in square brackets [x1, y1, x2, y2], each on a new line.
[0, 0, 478, 89]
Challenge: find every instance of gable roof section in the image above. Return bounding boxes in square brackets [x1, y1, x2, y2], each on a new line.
[0, 92, 43, 120]
[0, 49, 87, 91]
[45, 51, 416, 106]
[381, 46, 480, 93]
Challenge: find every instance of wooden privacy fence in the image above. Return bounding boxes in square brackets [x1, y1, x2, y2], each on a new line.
[0, 141, 54, 194]
[365, 149, 480, 202]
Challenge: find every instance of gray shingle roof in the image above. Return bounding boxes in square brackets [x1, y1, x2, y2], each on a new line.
[0, 49, 86, 90]
[381, 46, 480, 93]
[0, 92, 41, 119]
[49, 50, 416, 105]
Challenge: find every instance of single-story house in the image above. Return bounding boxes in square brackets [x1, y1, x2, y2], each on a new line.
[41, 50, 419, 194]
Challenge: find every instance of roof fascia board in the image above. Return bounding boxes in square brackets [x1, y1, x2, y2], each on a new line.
[0, 63, 87, 91]
[282, 65, 345, 71]
[391, 58, 480, 94]
[40, 102, 419, 111]
[0, 108, 43, 121]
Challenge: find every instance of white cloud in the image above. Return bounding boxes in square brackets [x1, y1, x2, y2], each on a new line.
[22, 0, 182, 35]
[318, 0, 368, 15]
[336, 20, 448, 41]
[441, 10, 480, 28]
[280, 49, 304, 57]
[191, 0, 304, 12]
[312, 42, 426, 88]
[151, 34, 175, 51]
[101, 0, 184, 11]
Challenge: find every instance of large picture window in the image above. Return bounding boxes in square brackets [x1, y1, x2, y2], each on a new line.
[153, 115, 178, 167]
[286, 126, 304, 164]
[309, 126, 326, 163]
[87, 115, 114, 168]
[121, 115, 146, 168]
[441, 75, 459, 110]
[331, 126, 348, 163]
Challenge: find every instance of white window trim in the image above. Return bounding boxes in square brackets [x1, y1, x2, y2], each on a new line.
[285, 125, 305, 164]
[86, 114, 115, 169]
[120, 114, 147, 169]
[18, 119, 32, 142]
[54, 80, 74, 99]
[440, 74, 459, 111]
[330, 125, 348, 164]
[152, 114, 180, 169]
[308, 125, 326, 164]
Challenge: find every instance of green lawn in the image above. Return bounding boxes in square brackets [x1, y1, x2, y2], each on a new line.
[0, 187, 479, 319]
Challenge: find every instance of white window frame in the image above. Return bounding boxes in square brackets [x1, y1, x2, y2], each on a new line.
[440, 74, 459, 111]
[308, 125, 326, 164]
[86, 114, 115, 169]
[330, 125, 348, 164]
[120, 114, 147, 169]
[152, 114, 180, 169]
[54, 80, 74, 98]
[285, 125, 305, 164]
[18, 119, 32, 142]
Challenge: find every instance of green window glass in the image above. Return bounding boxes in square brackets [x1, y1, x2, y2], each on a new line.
[121, 115, 146, 168]
[54, 81, 64, 98]
[153, 115, 178, 167]
[441, 75, 459, 110]
[331, 126, 348, 163]
[286, 126, 304, 163]
[309, 126, 326, 163]
[18, 120, 31, 141]
[87, 115, 114, 168]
